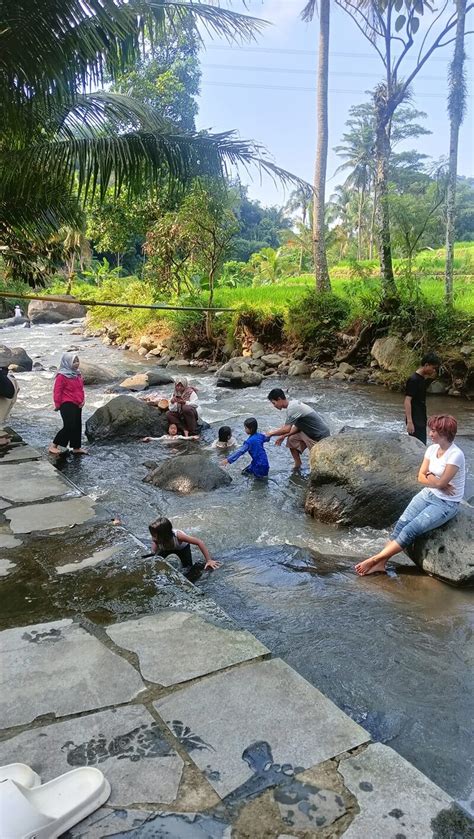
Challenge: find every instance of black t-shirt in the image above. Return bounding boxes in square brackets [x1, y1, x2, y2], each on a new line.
[405, 372, 427, 427]
[0, 369, 15, 399]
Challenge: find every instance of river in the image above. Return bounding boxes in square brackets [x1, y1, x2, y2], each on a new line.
[4, 320, 474, 812]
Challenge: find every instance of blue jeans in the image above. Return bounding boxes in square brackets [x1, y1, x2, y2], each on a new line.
[391, 488, 459, 548]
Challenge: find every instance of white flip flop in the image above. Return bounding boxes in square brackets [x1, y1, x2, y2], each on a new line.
[0, 764, 40, 788]
[0, 767, 111, 839]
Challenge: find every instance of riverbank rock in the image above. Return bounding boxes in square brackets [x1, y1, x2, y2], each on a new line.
[406, 502, 474, 586]
[305, 431, 424, 527]
[0, 316, 29, 329]
[144, 454, 232, 494]
[0, 344, 33, 371]
[215, 359, 263, 388]
[85, 395, 169, 441]
[28, 296, 86, 324]
[118, 370, 174, 391]
[79, 361, 116, 385]
[288, 360, 311, 376]
[371, 336, 417, 373]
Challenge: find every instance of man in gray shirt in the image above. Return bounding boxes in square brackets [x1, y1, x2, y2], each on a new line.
[267, 388, 330, 470]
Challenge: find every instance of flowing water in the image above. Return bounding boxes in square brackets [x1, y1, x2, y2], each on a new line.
[3, 321, 474, 811]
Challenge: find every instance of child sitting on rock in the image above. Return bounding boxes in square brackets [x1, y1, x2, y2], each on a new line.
[210, 425, 237, 450]
[149, 517, 220, 579]
[141, 422, 198, 443]
[221, 417, 270, 479]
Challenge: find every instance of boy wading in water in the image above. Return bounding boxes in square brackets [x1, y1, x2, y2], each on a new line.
[404, 352, 440, 444]
[266, 388, 330, 471]
[221, 418, 269, 478]
[149, 517, 220, 580]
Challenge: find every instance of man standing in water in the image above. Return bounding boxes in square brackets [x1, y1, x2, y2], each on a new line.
[404, 352, 440, 444]
[266, 388, 330, 471]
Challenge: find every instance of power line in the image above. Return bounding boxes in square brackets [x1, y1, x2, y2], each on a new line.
[201, 62, 466, 82]
[201, 79, 468, 100]
[204, 44, 466, 64]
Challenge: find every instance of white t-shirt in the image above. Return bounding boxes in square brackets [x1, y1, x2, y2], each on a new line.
[425, 443, 465, 502]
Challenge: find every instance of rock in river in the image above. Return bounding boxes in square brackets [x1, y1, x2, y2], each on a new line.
[305, 431, 425, 527]
[0, 344, 33, 371]
[118, 370, 174, 391]
[86, 395, 168, 441]
[79, 361, 116, 385]
[144, 454, 232, 494]
[28, 296, 86, 324]
[406, 502, 474, 586]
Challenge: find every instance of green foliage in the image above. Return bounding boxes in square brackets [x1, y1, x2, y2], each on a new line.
[286, 291, 350, 358]
[219, 261, 253, 288]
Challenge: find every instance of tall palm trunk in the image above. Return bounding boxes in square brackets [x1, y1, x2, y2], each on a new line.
[445, 0, 467, 306]
[374, 88, 396, 297]
[312, 0, 331, 292]
[357, 187, 365, 261]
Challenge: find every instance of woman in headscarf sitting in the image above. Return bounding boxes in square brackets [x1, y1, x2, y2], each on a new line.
[166, 376, 200, 437]
[48, 352, 87, 455]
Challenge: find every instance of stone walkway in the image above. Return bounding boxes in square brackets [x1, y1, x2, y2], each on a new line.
[0, 430, 470, 838]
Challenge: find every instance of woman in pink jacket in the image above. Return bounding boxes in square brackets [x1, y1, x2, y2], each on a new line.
[48, 352, 87, 455]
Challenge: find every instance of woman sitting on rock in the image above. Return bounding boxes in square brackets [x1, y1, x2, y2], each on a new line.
[355, 414, 465, 576]
[166, 376, 200, 437]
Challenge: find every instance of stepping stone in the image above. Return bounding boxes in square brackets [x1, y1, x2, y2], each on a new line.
[0, 444, 40, 463]
[154, 658, 370, 798]
[339, 742, 453, 838]
[0, 619, 144, 728]
[0, 533, 22, 548]
[0, 461, 73, 503]
[0, 558, 16, 577]
[0, 706, 183, 807]
[56, 545, 121, 575]
[106, 612, 269, 686]
[4, 496, 97, 533]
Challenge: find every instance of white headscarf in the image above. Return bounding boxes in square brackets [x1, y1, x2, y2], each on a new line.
[57, 352, 80, 378]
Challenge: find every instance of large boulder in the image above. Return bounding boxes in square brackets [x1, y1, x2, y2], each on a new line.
[28, 296, 86, 324]
[215, 359, 262, 388]
[144, 454, 232, 494]
[0, 316, 29, 329]
[406, 502, 474, 586]
[0, 344, 33, 371]
[85, 395, 169, 441]
[79, 361, 116, 385]
[305, 431, 425, 527]
[371, 336, 417, 373]
[118, 370, 174, 391]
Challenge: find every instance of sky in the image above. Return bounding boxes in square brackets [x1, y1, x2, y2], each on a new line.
[196, 0, 474, 207]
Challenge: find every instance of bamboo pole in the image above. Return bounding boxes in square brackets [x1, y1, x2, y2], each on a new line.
[0, 291, 236, 313]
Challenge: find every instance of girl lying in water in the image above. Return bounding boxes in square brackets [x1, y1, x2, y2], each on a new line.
[141, 422, 198, 443]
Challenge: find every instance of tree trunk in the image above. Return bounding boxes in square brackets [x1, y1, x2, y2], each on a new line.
[369, 190, 376, 260]
[445, 0, 467, 307]
[374, 104, 396, 296]
[312, 0, 331, 292]
[357, 188, 364, 261]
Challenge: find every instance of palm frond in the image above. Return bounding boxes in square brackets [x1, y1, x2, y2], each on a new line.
[301, 0, 318, 22]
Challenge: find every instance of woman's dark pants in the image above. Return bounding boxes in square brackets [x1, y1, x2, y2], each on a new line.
[166, 406, 198, 435]
[159, 545, 203, 582]
[53, 402, 82, 449]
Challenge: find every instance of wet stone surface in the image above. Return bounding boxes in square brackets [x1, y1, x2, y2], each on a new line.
[0, 706, 183, 807]
[340, 743, 454, 838]
[106, 611, 269, 686]
[154, 658, 370, 798]
[0, 619, 145, 727]
[4, 495, 99, 533]
[0, 442, 41, 463]
[69, 808, 233, 839]
[0, 460, 74, 503]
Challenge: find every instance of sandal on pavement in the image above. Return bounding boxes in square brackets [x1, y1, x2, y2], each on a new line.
[0, 764, 40, 788]
[0, 767, 110, 839]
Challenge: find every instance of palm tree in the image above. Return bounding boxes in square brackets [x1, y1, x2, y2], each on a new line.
[445, 0, 468, 306]
[334, 116, 374, 260]
[250, 247, 283, 285]
[1, 0, 307, 283]
[301, 0, 331, 292]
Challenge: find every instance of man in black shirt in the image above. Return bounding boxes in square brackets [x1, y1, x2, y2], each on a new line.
[0, 352, 19, 445]
[404, 351, 440, 444]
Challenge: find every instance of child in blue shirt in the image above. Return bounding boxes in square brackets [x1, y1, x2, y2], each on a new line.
[221, 417, 270, 478]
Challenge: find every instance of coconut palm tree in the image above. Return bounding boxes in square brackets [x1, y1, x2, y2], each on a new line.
[334, 116, 374, 260]
[445, 0, 468, 306]
[301, 0, 331, 292]
[0, 0, 307, 283]
[285, 185, 313, 270]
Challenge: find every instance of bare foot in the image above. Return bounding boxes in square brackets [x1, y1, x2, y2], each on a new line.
[355, 557, 388, 576]
[48, 446, 61, 455]
[72, 448, 88, 455]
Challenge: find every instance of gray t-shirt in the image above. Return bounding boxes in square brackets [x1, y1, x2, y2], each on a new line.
[285, 399, 330, 441]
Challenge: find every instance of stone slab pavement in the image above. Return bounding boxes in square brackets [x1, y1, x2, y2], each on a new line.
[154, 657, 370, 798]
[0, 460, 76, 503]
[340, 742, 456, 838]
[0, 706, 184, 808]
[0, 442, 40, 463]
[4, 495, 98, 533]
[0, 619, 145, 728]
[106, 611, 269, 686]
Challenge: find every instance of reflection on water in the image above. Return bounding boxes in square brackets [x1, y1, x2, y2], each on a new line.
[5, 321, 474, 809]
